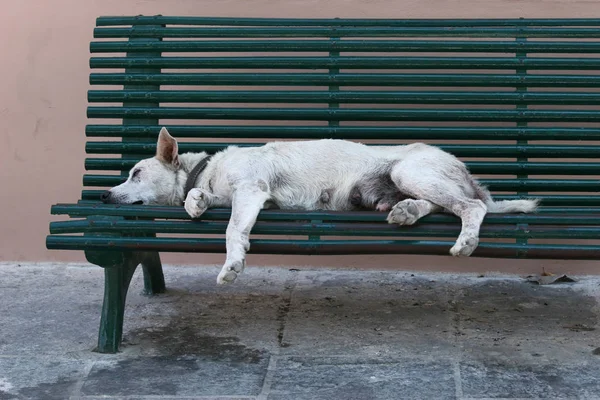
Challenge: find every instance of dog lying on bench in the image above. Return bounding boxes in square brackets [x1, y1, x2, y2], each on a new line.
[102, 127, 539, 284]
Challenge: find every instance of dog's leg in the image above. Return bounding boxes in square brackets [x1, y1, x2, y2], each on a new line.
[389, 163, 487, 257]
[217, 180, 270, 284]
[446, 199, 487, 257]
[386, 199, 441, 225]
[184, 188, 230, 218]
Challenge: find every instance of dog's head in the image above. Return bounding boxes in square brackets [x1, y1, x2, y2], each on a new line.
[101, 127, 183, 205]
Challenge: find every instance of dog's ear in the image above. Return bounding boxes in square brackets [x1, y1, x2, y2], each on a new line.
[156, 127, 180, 168]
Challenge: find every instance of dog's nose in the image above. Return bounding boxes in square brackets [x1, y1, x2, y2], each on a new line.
[100, 191, 111, 203]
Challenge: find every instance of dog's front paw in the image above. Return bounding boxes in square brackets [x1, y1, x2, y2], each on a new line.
[216, 260, 245, 285]
[184, 188, 208, 218]
[449, 234, 479, 257]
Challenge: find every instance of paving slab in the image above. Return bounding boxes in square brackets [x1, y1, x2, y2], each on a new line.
[460, 359, 600, 399]
[280, 270, 456, 357]
[80, 354, 269, 397]
[268, 356, 456, 400]
[453, 277, 600, 364]
[0, 356, 90, 400]
[0, 265, 103, 356]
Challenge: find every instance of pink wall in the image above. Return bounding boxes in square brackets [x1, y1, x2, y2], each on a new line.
[1, 0, 598, 274]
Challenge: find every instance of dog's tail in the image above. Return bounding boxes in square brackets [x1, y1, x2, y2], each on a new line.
[469, 176, 540, 213]
[485, 198, 540, 213]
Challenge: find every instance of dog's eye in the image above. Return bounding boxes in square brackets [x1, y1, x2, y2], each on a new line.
[132, 169, 141, 180]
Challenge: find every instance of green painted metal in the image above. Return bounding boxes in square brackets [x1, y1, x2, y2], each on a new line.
[90, 40, 600, 53]
[118, 25, 166, 292]
[91, 248, 170, 351]
[89, 72, 600, 87]
[82, 216, 138, 353]
[86, 106, 600, 122]
[96, 256, 138, 353]
[54, 17, 600, 261]
[93, 26, 600, 39]
[83, 25, 168, 354]
[119, 23, 162, 170]
[85, 125, 600, 141]
[140, 252, 165, 296]
[515, 36, 528, 247]
[49, 219, 600, 240]
[85, 142, 600, 158]
[46, 235, 600, 259]
[87, 90, 600, 105]
[88, 56, 600, 70]
[94, 16, 600, 27]
[85, 216, 166, 354]
[50, 203, 600, 224]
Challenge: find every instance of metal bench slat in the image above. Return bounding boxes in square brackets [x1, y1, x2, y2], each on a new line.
[49, 204, 600, 223]
[84, 142, 600, 158]
[89, 72, 600, 87]
[45, 235, 600, 259]
[49, 219, 600, 241]
[93, 26, 600, 39]
[87, 90, 600, 105]
[89, 56, 600, 70]
[89, 39, 600, 53]
[84, 125, 600, 141]
[94, 16, 600, 27]
[86, 106, 600, 122]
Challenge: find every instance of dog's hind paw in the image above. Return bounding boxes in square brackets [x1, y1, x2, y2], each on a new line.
[449, 234, 479, 257]
[184, 188, 208, 218]
[216, 260, 245, 285]
[386, 199, 420, 225]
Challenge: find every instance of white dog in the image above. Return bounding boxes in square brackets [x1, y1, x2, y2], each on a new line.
[103, 127, 539, 284]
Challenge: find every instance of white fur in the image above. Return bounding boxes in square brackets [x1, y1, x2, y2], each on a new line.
[106, 127, 539, 284]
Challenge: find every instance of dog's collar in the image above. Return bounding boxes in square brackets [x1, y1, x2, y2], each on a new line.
[183, 156, 212, 204]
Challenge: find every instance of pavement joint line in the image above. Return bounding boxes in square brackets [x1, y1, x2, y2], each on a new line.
[460, 398, 573, 400]
[70, 360, 96, 398]
[450, 285, 466, 349]
[453, 360, 464, 399]
[71, 396, 257, 400]
[256, 354, 279, 400]
[449, 284, 465, 400]
[256, 270, 299, 400]
[276, 269, 299, 349]
[271, 353, 458, 362]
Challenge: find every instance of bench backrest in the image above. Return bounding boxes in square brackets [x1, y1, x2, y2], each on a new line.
[85, 17, 600, 207]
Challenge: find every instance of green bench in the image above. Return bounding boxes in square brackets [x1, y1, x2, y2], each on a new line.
[47, 16, 600, 353]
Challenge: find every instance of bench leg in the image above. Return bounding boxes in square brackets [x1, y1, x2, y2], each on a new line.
[141, 252, 166, 295]
[96, 256, 139, 353]
[84, 217, 166, 353]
